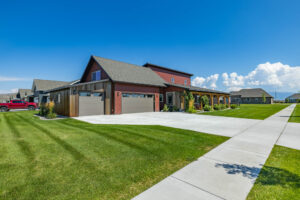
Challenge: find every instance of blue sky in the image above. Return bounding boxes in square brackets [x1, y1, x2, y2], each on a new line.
[1, 0, 300, 99]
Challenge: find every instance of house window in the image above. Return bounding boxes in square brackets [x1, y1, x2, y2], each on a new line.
[159, 94, 164, 102]
[57, 94, 61, 104]
[171, 77, 175, 83]
[167, 93, 173, 105]
[184, 80, 187, 85]
[92, 70, 101, 81]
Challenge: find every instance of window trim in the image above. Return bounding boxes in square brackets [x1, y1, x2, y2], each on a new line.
[171, 77, 175, 83]
[92, 70, 101, 81]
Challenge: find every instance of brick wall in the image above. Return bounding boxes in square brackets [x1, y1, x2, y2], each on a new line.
[114, 83, 160, 114]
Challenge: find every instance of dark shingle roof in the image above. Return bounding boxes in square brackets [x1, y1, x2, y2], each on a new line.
[287, 93, 300, 99]
[32, 79, 70, 91]
[92, 56, 166, 87]
[166, 83, 229, 94]
[230, 88, 273, 98]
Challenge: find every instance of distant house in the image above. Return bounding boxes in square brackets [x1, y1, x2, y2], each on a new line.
[17, 89, 33, 102]
[286, 93, 300, 103]
[0, 93, 17, 103]
[230, 88, 273, 104]
[32, 79, 72, 104]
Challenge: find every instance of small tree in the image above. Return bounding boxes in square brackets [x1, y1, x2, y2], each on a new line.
[285, 98, 289, 103]
[262, 93, 266, 104]
[201, 95, 209, 107]
[184, 90, 196, 113]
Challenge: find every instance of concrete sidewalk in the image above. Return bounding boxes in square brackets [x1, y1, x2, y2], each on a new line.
[277, 122, 300, 150]
[133, 104, 296, 200]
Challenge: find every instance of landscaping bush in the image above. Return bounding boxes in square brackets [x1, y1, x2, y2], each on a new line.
[203, 105, 212, 111]
[213, 104, 221, 110]
[201, 95, 209, 107]
[39, 101, 57, 119]
[230, 104, 238, 109]
[162, 104, 169, 112]
[172, 106, 179, 112]
[225, 104, 229, 108]
[220, 104, 226, 110]
[186, 107, 197, 113]
[297, 99, 300, 103]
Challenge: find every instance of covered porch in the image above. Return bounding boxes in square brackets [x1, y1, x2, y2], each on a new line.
[191, 91, 231, 110]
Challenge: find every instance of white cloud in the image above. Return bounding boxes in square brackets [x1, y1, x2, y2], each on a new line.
[192, 62, 300, 92]
[192, 74, 219, 89]
[0, 76, 28, 81]
[0, 88, 18, 94]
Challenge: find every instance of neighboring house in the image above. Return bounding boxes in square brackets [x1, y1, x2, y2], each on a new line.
[230, 88, 273, 104]
[49, 56, 230, 117]
[286, 93, 300, 103]
[16, 89, 34, 102]
[32, 79, 72, 104]
[0, 93, 17, 103]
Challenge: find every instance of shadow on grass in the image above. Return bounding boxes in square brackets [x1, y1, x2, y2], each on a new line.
[216, 163, 300, 188]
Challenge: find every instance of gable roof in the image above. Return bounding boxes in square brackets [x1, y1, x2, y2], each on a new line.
[32, 79, 70, 91]
[143, 63, 194, 76]
[230, 88, 273, 98]
[86, 56, 166, 87]
[18, 89, 33, 97]
[287, 93, 300, 99]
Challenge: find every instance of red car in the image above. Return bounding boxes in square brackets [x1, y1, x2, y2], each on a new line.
[0, 100, 38, 112]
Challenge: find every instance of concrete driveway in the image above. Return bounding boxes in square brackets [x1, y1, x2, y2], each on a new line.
[74, 112, 261, 137]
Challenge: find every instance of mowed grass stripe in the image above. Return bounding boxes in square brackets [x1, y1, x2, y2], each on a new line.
[0, 111, 228, 200]
[289, 104, 300, 123]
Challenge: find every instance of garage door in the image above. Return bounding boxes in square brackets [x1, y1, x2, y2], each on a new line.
[122, 93, 154, 114]
[79, 92, 104, 116]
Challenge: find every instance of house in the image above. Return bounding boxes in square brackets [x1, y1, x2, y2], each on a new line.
[49, 56, 230, 117]
[16, 89, 34, 102]
[0, 93, 17, 103]
[230, 88, 273, 104]
[32, 79, 72, 104]
[286, 93, 300, 103]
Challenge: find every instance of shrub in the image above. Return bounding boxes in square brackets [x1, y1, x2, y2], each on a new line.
[201, 96, 209, 107]
[39, 104, 48, 116]
[172, 106, 179, 112]
[220, 104, 226, 110]
[39, 101, 57, 119]
[285, 98, 289, 103]
[225, 104, 229, 108]
[203, 105, 212, 111]
[162, 104, 169, 112]
[187, 107, 196, 113]
[231, 104, 238, 109]
[297, 99, 300, 103]
[214, 104, 221, 110]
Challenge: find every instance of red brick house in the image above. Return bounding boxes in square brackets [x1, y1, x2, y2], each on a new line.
[49, 56, 230, 117]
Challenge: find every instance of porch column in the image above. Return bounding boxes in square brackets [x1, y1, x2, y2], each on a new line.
[217, 95, 220, 104]
[200, 94, 203, 109]
[228, 95, 231, 106]
[210, 94, 214, 106]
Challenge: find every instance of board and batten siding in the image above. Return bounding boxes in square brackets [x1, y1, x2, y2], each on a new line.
[50, 80, 112, 117]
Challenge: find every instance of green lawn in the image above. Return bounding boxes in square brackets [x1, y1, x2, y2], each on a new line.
[199, 104, 289, 120]
[247, 145, 300, 200]
[0, 111, 228, 200]
[289, 104, 300, 123]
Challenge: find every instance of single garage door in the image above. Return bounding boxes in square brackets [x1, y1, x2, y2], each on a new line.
[79, 92, 104, 116]
[122, 93, 154, 114]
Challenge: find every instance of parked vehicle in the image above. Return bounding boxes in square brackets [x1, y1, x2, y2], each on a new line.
[0, 100, 38, 112]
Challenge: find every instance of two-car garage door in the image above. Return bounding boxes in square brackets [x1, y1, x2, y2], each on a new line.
[79, 92, 104, 116]
[122, 93, 154, 114]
